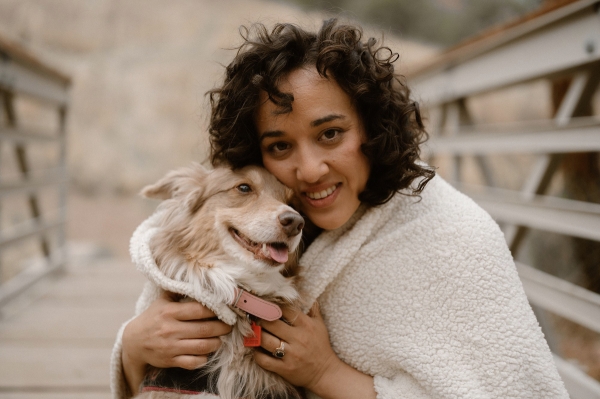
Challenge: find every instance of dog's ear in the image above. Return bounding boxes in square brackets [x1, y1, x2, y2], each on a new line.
[140, 163, 210, 200]
[185, 166, 234, 213]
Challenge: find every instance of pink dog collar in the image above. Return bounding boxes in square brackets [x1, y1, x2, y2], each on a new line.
[231, 288, 282, 321]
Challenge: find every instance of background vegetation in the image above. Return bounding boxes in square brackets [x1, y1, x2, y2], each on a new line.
[280, 0, 543, 45]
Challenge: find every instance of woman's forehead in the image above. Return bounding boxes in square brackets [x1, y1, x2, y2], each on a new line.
[255, 68, 355, 127]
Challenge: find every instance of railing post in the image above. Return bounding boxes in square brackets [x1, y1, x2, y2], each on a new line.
[443, 101, 463, 182]
[0, 89, 5, 273]
[0, 38, 70, 307]
[57, 105, 68, 269]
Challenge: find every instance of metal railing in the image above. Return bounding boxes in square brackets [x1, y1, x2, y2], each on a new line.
[0, 35, 70, 308]
[410, 1, 600, 397]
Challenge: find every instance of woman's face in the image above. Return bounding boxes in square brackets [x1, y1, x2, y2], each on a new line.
[255, 67, 370, 230]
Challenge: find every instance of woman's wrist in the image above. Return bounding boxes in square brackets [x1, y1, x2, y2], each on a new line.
[307, 357, 376, 399]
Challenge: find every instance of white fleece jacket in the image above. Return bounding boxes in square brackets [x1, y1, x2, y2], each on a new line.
[111, 174, 568, 398]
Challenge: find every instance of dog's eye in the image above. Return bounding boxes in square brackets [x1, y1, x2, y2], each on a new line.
[237, 184, 252, 193]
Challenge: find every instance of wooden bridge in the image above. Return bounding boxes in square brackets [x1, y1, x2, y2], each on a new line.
[1, 0, 600, 398]
[0, 31, 144, 398]
[0, 255, 144, 398]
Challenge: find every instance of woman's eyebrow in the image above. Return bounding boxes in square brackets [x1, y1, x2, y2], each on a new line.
[259, 130, 284, 142]
[311, 114, 344, 127]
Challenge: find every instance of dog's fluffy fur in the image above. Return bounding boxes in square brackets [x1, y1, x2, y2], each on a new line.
[135, 163, 304, 399]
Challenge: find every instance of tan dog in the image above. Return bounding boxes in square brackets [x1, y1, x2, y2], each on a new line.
[136, 163, 304, 399]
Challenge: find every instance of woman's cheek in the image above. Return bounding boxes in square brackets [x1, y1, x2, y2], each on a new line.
[263, 158, 294, 188]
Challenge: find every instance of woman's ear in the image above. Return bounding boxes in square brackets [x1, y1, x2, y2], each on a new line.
[140, 163, 210, 200]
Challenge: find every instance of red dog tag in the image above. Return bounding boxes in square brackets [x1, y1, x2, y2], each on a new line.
[243, 322, 262, 347]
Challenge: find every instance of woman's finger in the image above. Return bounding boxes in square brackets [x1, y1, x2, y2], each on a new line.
[157, 291, 219, 321]
[173, 319, 232, 339]
[171, 355, 209, 370]
[281, 306, 303, 326]
[258, 304, 303, 338]
[259, 328, 289, 359]
[307, 301, 321, 319]
[171, 300, 218, 321]
[253, 349, 282, 372]
[177, 337, 223, 356]
[258, 317, 293, 340]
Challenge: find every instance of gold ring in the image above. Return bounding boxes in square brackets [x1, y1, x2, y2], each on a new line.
[272, 340, 285, 359]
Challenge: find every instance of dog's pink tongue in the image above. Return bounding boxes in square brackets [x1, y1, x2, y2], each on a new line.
[267, 244, 289, 264]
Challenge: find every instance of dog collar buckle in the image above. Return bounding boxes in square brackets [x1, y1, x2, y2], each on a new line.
[231, 288, 282, 321]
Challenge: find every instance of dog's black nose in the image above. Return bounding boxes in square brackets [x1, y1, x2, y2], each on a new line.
[279, 211, 304, 237]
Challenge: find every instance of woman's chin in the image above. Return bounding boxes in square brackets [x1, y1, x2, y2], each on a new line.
[303, 200, 361, 231]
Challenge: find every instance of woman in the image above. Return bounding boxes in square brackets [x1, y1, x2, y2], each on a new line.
[112, 19, 568, 398]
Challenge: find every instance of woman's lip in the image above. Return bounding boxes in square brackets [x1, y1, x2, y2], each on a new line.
[302, 184, 341, 208]
[304, 183, 339, 200]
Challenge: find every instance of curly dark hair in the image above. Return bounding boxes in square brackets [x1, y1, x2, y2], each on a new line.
[208, 18, 434, 206]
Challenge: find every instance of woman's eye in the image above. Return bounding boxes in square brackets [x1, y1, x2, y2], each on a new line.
[321, 129, 341, 141]
[268, 142, 290, 154]
[237, 184, 252, 193]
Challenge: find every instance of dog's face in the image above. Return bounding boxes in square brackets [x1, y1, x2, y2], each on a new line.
[142, 164, 304, 286]
[211, 167, 304, 267]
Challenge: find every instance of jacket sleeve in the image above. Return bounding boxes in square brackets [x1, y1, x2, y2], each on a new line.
[110, 318, 134, 399]
[110, 281, 161, 399]
[373, 374, 432, 399]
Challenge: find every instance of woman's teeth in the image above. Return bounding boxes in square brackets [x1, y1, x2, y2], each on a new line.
[306, 184, 336, 200]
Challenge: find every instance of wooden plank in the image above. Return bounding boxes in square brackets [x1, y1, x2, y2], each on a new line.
[0, 345, 113, 390]
[0, 59, 69, 105]
[427, 122, 600, 155]
[457, 184, 600, 241]
[0, 174, 67, 197]
[0, 219, 64, 249]
[553, 354, 600, 399]
[0, 34, 70, 85]
[517, 262, 600, 334]
[478, 197, 600, 241]
[0, 254, 65, 308]
[411, 4, 600, 106]
[0, 127, 60, 143]
[0, 258, 144, 395]
[408, 0, 599, 79]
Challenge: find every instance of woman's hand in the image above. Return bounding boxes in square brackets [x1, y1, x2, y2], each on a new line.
[121, 291, 232, 395]
[254, 303, 376, 399]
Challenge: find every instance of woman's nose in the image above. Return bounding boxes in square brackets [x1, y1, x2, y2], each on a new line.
[295, 149, 328, 183]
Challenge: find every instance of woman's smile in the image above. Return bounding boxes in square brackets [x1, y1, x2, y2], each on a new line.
[255, 67, 370, 230]
[305, 183, 339, 201]
[303, 183, 341, 208]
